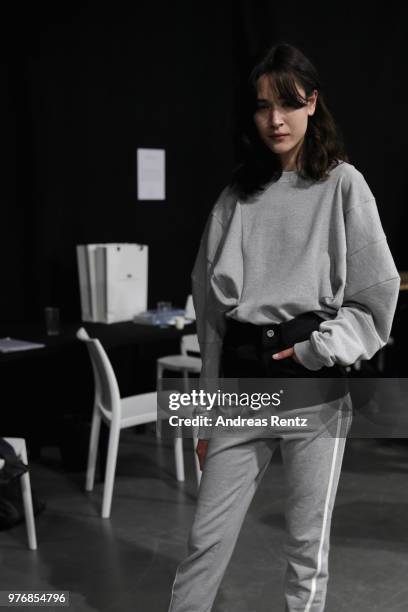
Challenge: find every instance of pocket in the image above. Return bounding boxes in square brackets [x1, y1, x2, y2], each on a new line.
[264, 352, 309, 378]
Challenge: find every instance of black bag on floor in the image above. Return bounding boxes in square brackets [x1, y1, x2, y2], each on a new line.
[0, 438, 45, 530]
[0, 438, 28, 484]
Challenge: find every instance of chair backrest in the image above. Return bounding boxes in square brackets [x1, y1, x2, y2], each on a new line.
[76, 328, 121, 421]
[184, 294, 196, 320]
[181, 334, 200, 356]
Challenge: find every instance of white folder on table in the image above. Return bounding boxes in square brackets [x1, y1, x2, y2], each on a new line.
[103, 243, 148, 323]
[76, 243, 148, 323]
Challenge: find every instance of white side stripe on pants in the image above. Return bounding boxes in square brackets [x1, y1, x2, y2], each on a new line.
[304, 404, 348, 612]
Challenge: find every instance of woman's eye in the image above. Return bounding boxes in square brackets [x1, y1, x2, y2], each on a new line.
[256, 102, 292, 111]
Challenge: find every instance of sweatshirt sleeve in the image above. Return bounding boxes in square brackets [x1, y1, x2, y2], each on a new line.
[191, 188, 230, 438]
[294, 196, 400, 370]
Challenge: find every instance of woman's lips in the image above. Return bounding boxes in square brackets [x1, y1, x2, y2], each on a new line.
[270, 133, 289, 139]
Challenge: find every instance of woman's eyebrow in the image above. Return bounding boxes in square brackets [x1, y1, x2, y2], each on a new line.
[256, 97, 281, 103]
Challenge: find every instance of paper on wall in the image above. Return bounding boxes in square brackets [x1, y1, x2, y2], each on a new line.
[137, 148, 165, 200]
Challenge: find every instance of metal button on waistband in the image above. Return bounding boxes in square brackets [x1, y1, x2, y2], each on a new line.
[266, 329, 275, 338]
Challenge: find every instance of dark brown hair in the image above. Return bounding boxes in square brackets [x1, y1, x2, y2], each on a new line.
[230, 42, 349, 199]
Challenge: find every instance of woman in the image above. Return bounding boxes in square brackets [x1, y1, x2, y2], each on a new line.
[168, 42, 400, 612]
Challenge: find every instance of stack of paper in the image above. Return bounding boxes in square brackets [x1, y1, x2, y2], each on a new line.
[0, 338, 46, 353]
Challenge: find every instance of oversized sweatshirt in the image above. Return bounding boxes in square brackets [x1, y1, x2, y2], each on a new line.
[191, 161, 400, 384]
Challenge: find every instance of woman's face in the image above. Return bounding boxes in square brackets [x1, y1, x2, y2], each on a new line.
[253, 74, 318, 171]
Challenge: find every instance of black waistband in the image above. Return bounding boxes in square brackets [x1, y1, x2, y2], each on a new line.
[222, 313, 348, 380]
[224, 312, 324, 352]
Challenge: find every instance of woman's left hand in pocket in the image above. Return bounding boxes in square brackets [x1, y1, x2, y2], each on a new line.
[272, 346, 301, 364]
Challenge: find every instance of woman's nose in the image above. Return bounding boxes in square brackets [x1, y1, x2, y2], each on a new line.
[269, 110, 284, 127]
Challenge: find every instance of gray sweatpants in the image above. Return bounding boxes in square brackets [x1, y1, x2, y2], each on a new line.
[168, 394, 353, 612]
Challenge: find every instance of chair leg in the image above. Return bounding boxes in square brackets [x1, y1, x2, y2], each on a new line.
[156, 363, 164, 440]
[86, 406, 101, 492]
[192, 430, 202, 486]
[173, 426, 185, 482]
[101, 424, 121, 519]
[19, 441, 38, 550]
[182, 370, 190, 393]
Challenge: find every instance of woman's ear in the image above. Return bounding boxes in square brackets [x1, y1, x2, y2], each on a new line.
[308, 89, 318, 116]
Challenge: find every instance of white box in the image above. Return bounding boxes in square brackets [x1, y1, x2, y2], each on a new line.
[76, 243, 148, 323]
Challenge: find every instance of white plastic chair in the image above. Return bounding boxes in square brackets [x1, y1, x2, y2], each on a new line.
[77, 327, 190, 519]
[156, 294, 201, 383]
[2, 438, 37, 550]
[156, 293, 200, 379]
[156, 333, 202, 485]
[184, 294, 196, 322]
[157, 334, 202, 382]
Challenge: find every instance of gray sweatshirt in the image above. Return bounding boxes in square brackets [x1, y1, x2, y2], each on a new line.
[191, 161, 400, 380]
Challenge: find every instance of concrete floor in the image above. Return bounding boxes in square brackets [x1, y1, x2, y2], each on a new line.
[1, 432, 407, 612]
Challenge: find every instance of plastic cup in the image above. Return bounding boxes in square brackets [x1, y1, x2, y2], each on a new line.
[44, 307, 60, 336]
[174, 316, 185, 330]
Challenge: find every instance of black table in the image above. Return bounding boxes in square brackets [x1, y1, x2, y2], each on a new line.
[0, 320, 196, 465]
[0, 320, 196, 359]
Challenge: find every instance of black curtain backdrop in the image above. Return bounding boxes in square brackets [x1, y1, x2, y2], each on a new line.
[3, 2, 407, 323]
[4, 2, 235, 322]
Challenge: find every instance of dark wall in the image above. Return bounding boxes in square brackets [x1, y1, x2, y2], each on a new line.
[4, 2, 407, 323]
[3, 55, 22, 321]
[6, 2, 235, 322]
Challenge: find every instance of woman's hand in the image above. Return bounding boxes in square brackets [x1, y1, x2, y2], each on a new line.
[196, 439, 209, 471]
[272, 346, 301, 364]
